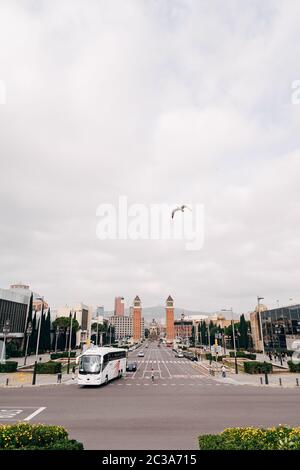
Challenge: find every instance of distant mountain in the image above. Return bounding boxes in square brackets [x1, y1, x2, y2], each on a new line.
[105, 305, 241, 324]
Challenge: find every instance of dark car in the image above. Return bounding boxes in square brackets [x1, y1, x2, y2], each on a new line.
[126, 362, 137, 372]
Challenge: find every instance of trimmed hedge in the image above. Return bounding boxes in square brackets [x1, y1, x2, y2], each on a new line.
[288, 360, 300, 373]
[199, 426, 300, 450]
[205, 353, 224, 362]
[0, 361, 18, 373]
[244, 361, 273, 374]
[35, 361, 62, 374]
[50, 352, 76, 360]
[229, 351, 256, 360]
[7, 351, 25, 358]
[0, 423, 83, 450]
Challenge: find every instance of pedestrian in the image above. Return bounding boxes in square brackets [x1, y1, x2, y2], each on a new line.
[151, 368, 154, 382]
[57, 371, 62, 384]
[221, 365, 226, 378]
[72, 366, 76, 380]
[268, 352, 272, 361]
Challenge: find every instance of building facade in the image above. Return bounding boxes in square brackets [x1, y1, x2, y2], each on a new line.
[0, 287, 31, 342]
[55, 303, 92, 347]
[166, 295, 175, 343]
[250, 304, 300, 352]
[109, 315, 132, 340]
[174, 315, 193, 339]
[114, 297, 125, 316]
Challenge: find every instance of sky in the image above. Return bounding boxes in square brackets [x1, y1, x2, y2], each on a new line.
[1, 0, 300, 314]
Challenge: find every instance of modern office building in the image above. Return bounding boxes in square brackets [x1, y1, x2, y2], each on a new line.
[0, 287, 31, 342]
[250, 303, 300, 351]
[114, 297, 125, 316]
[109, 315, 132, 340]
[166, 295, 175, 343]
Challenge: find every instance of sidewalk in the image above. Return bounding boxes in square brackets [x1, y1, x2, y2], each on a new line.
[0, 371, 75, 388]
[195, 357, 300, 388]
[214, 371, 300, 388]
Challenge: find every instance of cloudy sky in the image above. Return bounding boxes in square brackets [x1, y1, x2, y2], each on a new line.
[1, 0, 300, 314]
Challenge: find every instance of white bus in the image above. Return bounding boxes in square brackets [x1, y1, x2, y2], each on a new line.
[76, 346, 127, 386]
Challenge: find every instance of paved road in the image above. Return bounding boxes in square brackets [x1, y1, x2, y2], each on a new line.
[1, 342, 300, 449]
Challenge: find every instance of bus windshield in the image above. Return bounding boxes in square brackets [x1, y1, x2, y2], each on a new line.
[79, 355, 101, 374]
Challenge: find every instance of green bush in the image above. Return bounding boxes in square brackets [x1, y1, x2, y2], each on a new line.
[0, 423, 83, 450]
[50, 352, 76, 360]
[35, 361, 62, 374]
[7, 351, 25, 358]
[0, 361, 18, 373]
[199, 426, 300, 450]
[244, 361, 273, 374]
[288, 361, 300, 372]
[229, 351, 256, 360]
[205, 353, 224, 362]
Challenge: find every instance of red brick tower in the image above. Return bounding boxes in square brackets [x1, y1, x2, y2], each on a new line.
[166, 295, 174, 343]
[132, 295, 142, 342]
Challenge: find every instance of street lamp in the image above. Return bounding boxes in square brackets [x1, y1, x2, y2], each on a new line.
[24, 321, 32, 365]
[67, 311, 74, 374]
[1, 319, 11, 364]
[257, 296, 265, 356]
[65, 326, 70, 351]
[222, 308, 238, 374]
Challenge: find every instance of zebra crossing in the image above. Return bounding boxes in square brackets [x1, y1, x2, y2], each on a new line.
[136, 360, 189, 364]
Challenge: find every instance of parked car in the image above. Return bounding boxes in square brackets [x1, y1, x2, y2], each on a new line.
[126, 362, 137, 372]
[175, 351, 184, 358]
[138, 351, 145, 357]
[128, 347, 133, 352]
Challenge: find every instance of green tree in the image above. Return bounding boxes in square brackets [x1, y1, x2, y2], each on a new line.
[52, 316, 80, 351]
[239, 314, 249, 350]
[44, 309, 51, 351]
[29, 311, 37, 354]
[23, 294, 33, 352]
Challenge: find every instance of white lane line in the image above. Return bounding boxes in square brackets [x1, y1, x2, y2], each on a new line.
[24, 407, 46, 422]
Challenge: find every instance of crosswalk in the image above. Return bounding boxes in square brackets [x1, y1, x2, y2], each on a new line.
[110, 380, 233, 388]
[136, 360, 189, 364]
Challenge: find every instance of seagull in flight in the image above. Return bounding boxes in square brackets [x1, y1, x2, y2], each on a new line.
[171, 205, 192, 219]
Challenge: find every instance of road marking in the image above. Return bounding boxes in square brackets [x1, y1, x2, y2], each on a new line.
[24, 407, 46, 422]
[0, 409, 23, 419]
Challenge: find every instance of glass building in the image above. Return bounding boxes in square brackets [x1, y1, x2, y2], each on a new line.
[260, 305, 300, 351]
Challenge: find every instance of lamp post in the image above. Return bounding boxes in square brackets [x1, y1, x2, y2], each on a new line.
[222, 308, 238, 374]
[257, 296, 265, 356]
[1, 319, 11, 364]
[54, 326, 59, 353]
[67, 312, 74, 374]
[24, 321, 32, 366]
[96, 319, 99, 346]
[65, 326, 70, 351]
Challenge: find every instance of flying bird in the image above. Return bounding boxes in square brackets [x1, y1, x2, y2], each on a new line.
[171, 205, 192, 219]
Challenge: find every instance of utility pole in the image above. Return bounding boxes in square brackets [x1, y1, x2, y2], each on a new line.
[67, 311, 73, 374]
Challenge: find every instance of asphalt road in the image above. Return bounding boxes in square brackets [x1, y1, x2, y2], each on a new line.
[1, 342, 300, 449]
